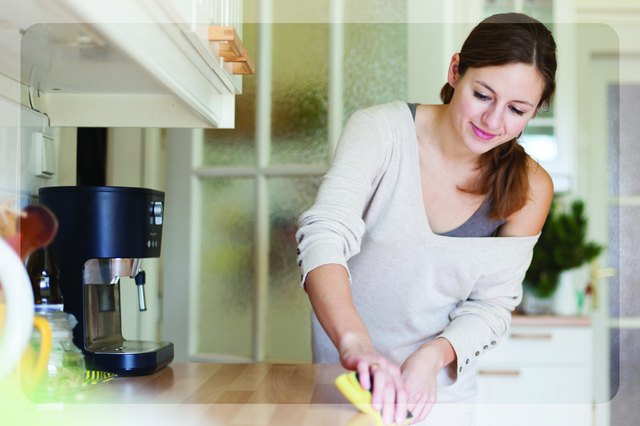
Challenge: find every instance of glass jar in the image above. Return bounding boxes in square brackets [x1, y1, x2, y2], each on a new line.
[28, 309, 85, 402]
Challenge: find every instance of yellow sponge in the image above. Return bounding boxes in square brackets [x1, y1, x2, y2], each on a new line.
[335, 372, 412, 425]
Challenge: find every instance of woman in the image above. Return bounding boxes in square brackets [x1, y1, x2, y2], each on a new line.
[296, 13, 556, 425]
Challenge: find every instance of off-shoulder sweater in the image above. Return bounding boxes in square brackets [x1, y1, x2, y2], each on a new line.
[296, 100, 539, 405]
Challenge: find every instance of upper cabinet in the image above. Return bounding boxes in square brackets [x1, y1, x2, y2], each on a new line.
[0, 0, 251, 128]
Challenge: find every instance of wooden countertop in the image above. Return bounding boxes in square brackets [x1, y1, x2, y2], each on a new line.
[6, 363, 377, 426]
[82, 363, 349, 405]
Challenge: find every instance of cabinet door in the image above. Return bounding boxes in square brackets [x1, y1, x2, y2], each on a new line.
[481, 326, 592, 365]
[477, 365, 590, 404]
[476, 365, 591, 426]
[475, 402, 591, 426]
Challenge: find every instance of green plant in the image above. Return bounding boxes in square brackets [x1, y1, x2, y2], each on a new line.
[524, 199, 604, 298]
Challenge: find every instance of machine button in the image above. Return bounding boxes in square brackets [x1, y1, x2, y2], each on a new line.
[152, 201, 163, 225]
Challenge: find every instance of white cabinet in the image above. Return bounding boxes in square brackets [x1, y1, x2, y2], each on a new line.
[0, 0, 249, 128]
[475, 318, 593, 426]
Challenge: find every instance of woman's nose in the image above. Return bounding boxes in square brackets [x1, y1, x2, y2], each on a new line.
[481, 105, 502, 130]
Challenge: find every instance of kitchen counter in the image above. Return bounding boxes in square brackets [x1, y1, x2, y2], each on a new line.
[82, 363, 348, 405]
[3, 363, 375, 426]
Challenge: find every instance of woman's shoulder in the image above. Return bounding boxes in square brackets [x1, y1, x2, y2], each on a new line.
[499, 158, 553, 237]
[526, 157, 554, 198]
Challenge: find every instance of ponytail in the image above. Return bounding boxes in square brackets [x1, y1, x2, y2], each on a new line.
[440, 82, 454, 105]
[472, 140, 530, 220]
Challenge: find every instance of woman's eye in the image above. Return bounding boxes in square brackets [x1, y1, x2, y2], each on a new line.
[509, 106, 525, 116]
[473, 91, 490, 101]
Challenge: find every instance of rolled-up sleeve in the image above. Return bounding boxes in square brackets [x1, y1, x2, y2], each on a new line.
[295, 109, 389, 288]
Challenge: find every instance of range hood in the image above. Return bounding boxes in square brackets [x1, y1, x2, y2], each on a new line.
[0, 0, 249, 128]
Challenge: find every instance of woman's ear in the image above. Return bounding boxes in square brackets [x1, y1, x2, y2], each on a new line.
[447, 53, 461, 87]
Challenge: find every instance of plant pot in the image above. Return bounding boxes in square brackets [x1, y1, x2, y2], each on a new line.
[520, 266, 591, 316]
[554, 266, 591, 316]
[520, 288, 555, 315]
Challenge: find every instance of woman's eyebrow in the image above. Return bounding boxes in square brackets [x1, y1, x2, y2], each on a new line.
[476, 81, 535, 107]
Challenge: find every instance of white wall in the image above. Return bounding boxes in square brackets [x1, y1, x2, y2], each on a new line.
[106, 128, 166, 343]
[0, 93, 75, 210]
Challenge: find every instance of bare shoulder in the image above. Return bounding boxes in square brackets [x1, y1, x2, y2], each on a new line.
[498, 157, 554, 237]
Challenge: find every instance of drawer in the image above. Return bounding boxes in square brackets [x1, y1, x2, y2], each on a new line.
[479, 326, 592, 365]
[477, 365, 592, 403]
[475, 403, 592, 426]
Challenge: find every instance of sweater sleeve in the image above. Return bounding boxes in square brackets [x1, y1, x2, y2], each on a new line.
[295, 109, 389, 287]
[437, 239, 536, 384]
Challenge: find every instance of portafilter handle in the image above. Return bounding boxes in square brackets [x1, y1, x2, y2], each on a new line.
[134, 270, 147, 312]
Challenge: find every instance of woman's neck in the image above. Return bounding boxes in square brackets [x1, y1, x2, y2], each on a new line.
[416, 104, 479, 168]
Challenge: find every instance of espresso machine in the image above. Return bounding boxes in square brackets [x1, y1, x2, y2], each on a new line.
[39, 186, 173, 376]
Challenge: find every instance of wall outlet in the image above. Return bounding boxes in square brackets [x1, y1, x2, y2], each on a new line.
[32, 132, 56, 178]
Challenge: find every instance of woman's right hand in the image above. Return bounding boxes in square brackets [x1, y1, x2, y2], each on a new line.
[339, 332, 409, 425]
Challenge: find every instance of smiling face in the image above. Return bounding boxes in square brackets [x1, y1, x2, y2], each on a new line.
[446, 55, 545, 155]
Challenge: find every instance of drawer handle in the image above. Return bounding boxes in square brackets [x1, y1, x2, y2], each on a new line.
[510, 333, 552, 340]
[479, 370, 521, 377]
[208, 26, 256, 75]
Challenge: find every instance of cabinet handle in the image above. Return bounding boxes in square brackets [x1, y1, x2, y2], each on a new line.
[510, 333, 552, 340]
[208, 26, 256, 75]
[478, 370, 521, 377]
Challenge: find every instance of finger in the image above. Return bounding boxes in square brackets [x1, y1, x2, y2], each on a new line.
[370, 366, 385, 411]
[381, 382, 396, 425]
[394, 385, 408, 425]
[356, 360, 371, 390]
[406, 392, 422, 420]
[413, 394, 436, 423]
[383, 365, 408, 424]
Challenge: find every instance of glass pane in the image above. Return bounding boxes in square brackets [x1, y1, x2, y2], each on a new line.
[484, 0, 515, 16]
[608, 206, 620, 316]
[196, 178, 255, 358]
[615, 206, 640, 317]
[344, 0, 407, 23]
[610, 328, 640, 423]
[522, 0, 553, 24]
[619, 85, 640, 195]
[520, 125, 557, 162]
[608, 84, 620, 197]
[202, 24, 257, 166]
[271, 24, 329, 166]
[266, 176, 322, 362]
[343, 23, 407, 122]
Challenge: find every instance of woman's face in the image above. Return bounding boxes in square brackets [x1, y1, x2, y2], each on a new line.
[447, 59, 545, 155]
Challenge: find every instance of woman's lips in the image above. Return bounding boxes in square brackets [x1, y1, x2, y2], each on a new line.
[470, 123, 497, 140]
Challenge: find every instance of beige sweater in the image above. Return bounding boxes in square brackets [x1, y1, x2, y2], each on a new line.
[296, 101, 538, 404]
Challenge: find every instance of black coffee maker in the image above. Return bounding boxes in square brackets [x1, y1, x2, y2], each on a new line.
[39, 186, 173, 376]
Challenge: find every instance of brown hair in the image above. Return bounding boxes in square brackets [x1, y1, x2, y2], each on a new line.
[440, 13, 557, 219]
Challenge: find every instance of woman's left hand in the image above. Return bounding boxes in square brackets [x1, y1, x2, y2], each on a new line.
[400, 349, 438, 423]
[400, 338, 456, 423]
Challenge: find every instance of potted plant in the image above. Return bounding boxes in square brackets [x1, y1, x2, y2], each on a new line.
[523, 199, 604, 312]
